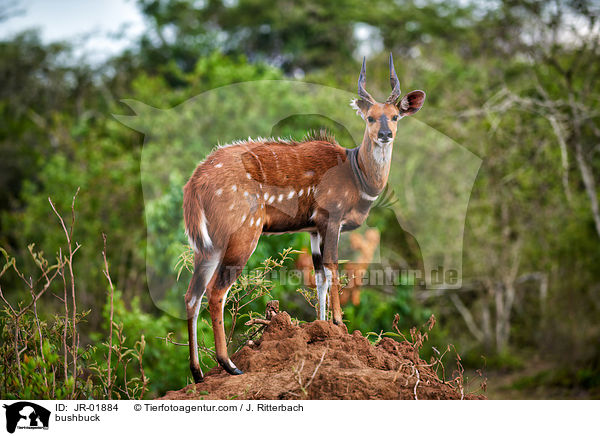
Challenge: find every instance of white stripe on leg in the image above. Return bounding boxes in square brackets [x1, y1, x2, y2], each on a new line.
[310, 233, 321, 256]
[310, 233, 329, 321]
[220, 284, 240, 371]
[190, 299, 202, 363]
[315, 270, 328, 320]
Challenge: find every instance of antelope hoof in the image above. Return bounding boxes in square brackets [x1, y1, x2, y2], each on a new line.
[218, 357, 244, 375]
[190, 365, 204, 384]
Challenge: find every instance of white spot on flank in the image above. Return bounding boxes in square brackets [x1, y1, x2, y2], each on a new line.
[298, 189, 304, 196]
[232, 185, 237, 192]
[287, 190, 295, 199]
[310, 210, 317, 221]
[215, 188, 223, 196]
[250, 217, 254, 226]
[305, 170, 315, 177]
[244, 191, 249, 197]
[215, 163, 223, 168]
[241, 214, 246, 223]
[256, 218, 261, 227]
[264, 193, 269, 201]
[268, 195, 275, 204]
[278, 194, 283, 202]
[246, 173, 252, 180]
[229, 204, 234, 210]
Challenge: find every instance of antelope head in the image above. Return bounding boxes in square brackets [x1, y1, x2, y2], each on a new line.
[351, 53, 426, 147]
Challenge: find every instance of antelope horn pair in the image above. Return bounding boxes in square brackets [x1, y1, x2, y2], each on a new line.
[357, 52, 401, 105]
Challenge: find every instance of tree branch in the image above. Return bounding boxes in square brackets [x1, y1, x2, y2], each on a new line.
[449, 293, 484, 343]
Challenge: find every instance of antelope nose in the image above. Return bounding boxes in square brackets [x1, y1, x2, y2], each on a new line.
[378, 130, 392, 140]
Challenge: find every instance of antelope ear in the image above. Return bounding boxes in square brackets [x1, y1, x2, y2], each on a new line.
[350, 98, 372, 119]
[397, 90, 425, 116]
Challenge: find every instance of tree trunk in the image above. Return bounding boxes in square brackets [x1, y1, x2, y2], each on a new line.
[574, 139, 600, 239]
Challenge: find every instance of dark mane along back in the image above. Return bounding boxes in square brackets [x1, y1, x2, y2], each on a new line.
[302, 128, 338, 145]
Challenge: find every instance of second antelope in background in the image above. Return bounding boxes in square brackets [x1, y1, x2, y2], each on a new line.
[183, 53, 425, 382]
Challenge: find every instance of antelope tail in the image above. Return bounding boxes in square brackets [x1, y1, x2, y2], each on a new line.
[183, 183, 213, 254]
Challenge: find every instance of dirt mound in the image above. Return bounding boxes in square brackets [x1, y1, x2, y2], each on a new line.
[161, 312, 484, 400]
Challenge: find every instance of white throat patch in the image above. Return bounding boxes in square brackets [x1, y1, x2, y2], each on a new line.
[373, 142, 393, 165]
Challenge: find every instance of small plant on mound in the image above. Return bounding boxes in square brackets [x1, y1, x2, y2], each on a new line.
[380, 313, 487, 399]
[227, 248, 300, 351]
[292, 348, 327, 398]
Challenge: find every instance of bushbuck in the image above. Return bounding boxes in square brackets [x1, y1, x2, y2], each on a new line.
[183, 53, 425, 382]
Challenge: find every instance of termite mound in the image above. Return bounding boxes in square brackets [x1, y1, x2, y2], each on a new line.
[160, 310, 485, 400]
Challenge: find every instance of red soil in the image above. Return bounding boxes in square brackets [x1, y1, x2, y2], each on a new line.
[160, 311, 485, 400]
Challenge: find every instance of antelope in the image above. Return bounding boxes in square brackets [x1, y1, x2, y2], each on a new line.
[183, 53, 425, 382]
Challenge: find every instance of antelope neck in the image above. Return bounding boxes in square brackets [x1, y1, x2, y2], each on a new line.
[348, 132, 393, 198]
[347, 145, 383, 198]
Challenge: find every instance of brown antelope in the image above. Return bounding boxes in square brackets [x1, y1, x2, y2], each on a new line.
[183, 53, 425, 382]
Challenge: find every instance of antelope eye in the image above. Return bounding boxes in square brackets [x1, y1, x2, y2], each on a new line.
[367, 116, 375, 123]
[392, 115, 399, 121]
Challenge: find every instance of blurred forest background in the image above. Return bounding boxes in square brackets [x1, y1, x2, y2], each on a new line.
[1, 0, 599, 399]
